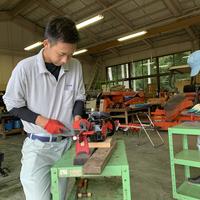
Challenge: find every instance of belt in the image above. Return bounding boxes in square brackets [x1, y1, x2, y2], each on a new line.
[27, 133, 66, 142]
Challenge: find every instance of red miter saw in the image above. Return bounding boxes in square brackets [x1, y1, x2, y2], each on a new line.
[73, 112, 115, 165]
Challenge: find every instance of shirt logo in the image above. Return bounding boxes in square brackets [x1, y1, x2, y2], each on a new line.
[64, 84, 72, 90]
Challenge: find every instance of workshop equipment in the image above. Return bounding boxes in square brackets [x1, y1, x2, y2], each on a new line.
[99, 91, 145, 112]
[73, 112, 115, 165]
[117, 112, 164, 148]
[163, 94, 193, 120]
[151, 93, 200, 130]
[76, 178, 92, 198]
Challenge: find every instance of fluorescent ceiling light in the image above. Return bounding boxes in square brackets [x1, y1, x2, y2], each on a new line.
[24, 41, 43, 51]
[73, 49, 88, 55]
[76, 15, 104, 29]
[117, 31, 147, 42]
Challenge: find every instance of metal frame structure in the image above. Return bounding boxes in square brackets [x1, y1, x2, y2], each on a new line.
[135, 112, 164, 148]
[119, 112, 164, 148]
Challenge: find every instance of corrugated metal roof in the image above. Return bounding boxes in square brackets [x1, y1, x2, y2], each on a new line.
[0, 0, 21, 10]
[0, 0, 200, 56]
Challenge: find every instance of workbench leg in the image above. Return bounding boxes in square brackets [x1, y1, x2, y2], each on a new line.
[182, 135, 190, 178]
[51, 168, 60, 200]
[168, 131, 177, 198]
[122, 166, 131, 200]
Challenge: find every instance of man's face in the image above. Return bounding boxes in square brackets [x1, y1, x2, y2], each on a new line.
[43, 40, 76, 66]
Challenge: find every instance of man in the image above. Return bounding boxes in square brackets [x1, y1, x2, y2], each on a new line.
[3, 16, 85, 199]
[187, 50, 200, 183]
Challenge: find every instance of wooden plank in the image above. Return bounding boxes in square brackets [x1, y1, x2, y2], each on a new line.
[83, 141, 117, 174]
[88, 137, 113, 148]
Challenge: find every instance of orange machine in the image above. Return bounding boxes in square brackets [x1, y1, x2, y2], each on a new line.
[100, 91, 145, 112]
[151, 93, 200, 130]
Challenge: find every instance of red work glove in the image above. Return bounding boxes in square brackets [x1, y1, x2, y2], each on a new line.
[44, 119, 66, 134]
[73, 119, 90, 130]
[73, 119, 81, 130]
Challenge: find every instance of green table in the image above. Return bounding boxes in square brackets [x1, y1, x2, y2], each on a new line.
[168, 122, 200, 200]
[51, 140, 131, 200]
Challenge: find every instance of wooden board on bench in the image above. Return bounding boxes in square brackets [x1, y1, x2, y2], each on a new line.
[88, 137, 113, 148]
[83, 140, 117, 174]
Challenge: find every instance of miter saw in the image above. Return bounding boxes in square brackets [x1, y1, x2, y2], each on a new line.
[73, 112, 115, 165]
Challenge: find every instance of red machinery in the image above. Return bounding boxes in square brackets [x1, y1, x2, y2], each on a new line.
[73, 112, 115, 165]
[100, 91, 145, 112]
[151, 93, 200, 130]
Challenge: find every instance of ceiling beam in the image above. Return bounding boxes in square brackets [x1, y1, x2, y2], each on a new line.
[0, 11, 43, 36]
[131, 0, 154, 47]
[22, 5, 39, 16]
[13, 15, 44, 35]
[162, 0, 182, 17]
[37, 1, 71, 22]
[109, 48, 121, 56]
[0, 0, 44, 36]
[87, 14, 200, 54]
[11, 0, 34, 17]
[162, 0, 197, 40]
[32, 0, 100, 44]
[143, 38, 154, 48]
[0, 11, 12, 21]
[97, 0, 133, 31]
[131, 0, 154, 21]
[75, 0, 128, 23]
[96, 0, 153, 48]
[33, 0, 66, 16]
[185, 27, 196, 40]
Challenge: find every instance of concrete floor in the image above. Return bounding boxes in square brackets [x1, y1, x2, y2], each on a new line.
[0, 131, 198, 200]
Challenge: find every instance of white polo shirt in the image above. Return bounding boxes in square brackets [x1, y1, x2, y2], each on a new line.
[3, 49, 86, 136]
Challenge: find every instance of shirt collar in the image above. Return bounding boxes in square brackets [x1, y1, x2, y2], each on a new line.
[62, 62, 70, 72]
[36, 48, 49, 74]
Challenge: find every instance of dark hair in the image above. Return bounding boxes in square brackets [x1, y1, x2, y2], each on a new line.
[44, 16, 79, 44]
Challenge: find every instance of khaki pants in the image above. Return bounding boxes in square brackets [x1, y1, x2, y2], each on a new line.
[20, 137, 71, 200]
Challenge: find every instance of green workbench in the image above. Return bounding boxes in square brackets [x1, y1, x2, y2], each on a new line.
[168, 122, 200, 200]
[51, 139, 131, 200]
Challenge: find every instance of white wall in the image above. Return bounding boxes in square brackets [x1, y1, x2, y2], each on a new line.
[0, 53, 31, 90]
[0, 20, 41, 90]
[0, 21, 42, 52]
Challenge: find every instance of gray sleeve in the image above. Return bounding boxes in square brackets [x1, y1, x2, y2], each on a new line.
[3, 62, 26, 111]
[75, 60, 86, 102]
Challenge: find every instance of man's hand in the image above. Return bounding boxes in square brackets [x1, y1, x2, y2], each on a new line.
[44, 119, 66, 134]
[35, 115, 66, 134]
[73, 115, 82, 130]
[73, 118, 90, 130]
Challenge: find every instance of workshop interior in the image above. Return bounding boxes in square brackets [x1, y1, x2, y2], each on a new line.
[1, 0, 200, 200]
